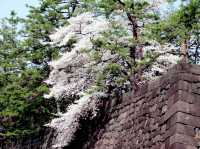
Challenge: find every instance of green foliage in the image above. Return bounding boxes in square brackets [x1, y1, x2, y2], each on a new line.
[0, 11, 24, 74]
[2, 0, 198, 140]
[0, 0, 78, 138]
[87, 21, 156, 94]
[82, 0, 162, 94]
[149, 0, 200, 63]
[0, 68, 57, 138]
[150, 0, 200, 45]
[63, 36, 77, 52]
[23, 0, 70, 67]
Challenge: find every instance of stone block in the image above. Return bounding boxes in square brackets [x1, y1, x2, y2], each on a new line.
[192, 83, 200, 95]
[179, 73, 200, 83]
[178, 80, 192, 92]
[163, 101, 200, 124]
[188, 64, 200, 75]
[169, 133, 197, 147]
[169, 143, 196, 149]
[169, 112, 200, 128]
[177, 90, 200, 105]
[163, 123, 196, 142]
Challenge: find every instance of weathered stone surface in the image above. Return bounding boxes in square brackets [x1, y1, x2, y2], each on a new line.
[91, 64, 200, 149]
[163, 101, 200, 123]
[163, 123, 196, 142]
[2, 64, 200, 149]
[169, 143, 196, 149]
[169, 112, 200, 128]
[169, 133, 197, 147]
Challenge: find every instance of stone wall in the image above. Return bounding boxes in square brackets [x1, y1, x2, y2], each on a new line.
[92, 63, 200, 149]
[1, 63, 200, 149]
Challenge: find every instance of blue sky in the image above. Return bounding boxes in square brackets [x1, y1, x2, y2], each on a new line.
[0, 0, 39, 18]
[0, 0, 182, 19]
[160, 0, 182, 15]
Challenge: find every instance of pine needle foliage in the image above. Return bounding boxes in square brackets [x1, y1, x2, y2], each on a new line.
[149, 0, 200, 63]
[83, 0, 160, 94]
[0, 1, 79, 138]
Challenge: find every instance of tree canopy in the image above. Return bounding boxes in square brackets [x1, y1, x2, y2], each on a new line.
[0, 0, 199, 139]
[150, 0, 200, 63]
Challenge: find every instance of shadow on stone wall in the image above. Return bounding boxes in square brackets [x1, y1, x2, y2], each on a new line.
[1, 63, 200, 149]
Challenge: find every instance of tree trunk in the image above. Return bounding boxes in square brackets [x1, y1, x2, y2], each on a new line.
[180, 39, 188, 63]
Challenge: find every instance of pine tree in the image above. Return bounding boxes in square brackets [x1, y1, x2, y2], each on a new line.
[87, 0, 159, 61]
[83, 0, 160, 93]
[0, 10, 23, 105]
[0, 11, 29, 137]
[23, 0, 79, 70]
[150, 0, 200, 63]
[0, 11, 24, 78]
[0, 0, 79, 138]
[16, 0, 79, 137]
